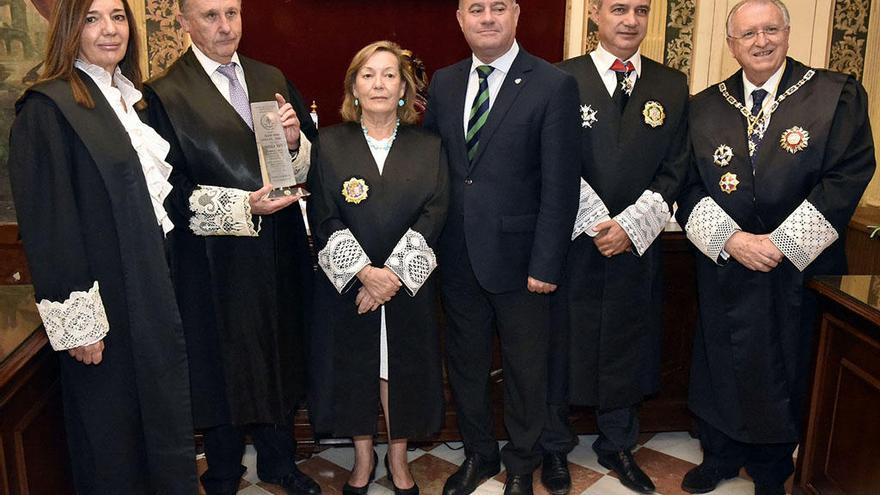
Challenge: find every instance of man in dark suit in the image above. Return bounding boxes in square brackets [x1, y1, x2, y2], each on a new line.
[539, 0, 690, 493]
[676, 0, 874, 493]
[144, 0, 320, 494]
[423, 1, 581, 494]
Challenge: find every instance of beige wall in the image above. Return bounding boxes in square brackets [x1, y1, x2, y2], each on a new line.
[564, 0, 880, 205]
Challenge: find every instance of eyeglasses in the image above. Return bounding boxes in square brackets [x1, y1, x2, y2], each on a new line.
[728, 25, 789, 41]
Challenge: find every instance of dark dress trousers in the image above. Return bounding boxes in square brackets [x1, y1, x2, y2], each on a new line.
[424, 47, 581, 474]
[546, 55, 690, 452]
[676, 58, 875, 485]
[8, 76, 197, 493]
[308, 123, 449, 440]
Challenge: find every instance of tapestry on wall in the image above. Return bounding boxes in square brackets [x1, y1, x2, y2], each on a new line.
[0, 0, 49, 223]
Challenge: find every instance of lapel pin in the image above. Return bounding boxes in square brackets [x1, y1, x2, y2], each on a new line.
[719, 172, 739, 194]
[642, 100, 665, 128]
[580, 104, 598, 128]
[514, 78, 522, 85]
[713, 144, 733, 167]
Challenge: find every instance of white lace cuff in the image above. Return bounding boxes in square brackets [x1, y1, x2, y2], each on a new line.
[769, 200, 839, 271]
[36, 281, 109, 351]
[685, 197, 741, 263]
[384, 229, 438, 296]
[318, 229, 372, 293]
[292, 133, 312, 184]
[614, 190, 671, 256]
[572, 178, 611, 240]
[188, 185, 259, 237]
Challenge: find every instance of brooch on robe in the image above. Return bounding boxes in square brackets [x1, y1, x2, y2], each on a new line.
[642, 101, 665, 128]
[342, 177, 369, 204]
[780, 126, 809, 154]
[580, 104, 598, 128]
[719, 172, 739, 194]
[713, 145, 733, 167]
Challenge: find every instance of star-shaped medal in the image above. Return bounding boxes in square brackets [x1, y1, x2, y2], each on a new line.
[580, 104, 598, 128]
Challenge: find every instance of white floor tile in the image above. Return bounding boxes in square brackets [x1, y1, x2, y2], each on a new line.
[705, 476, 755, 495]
[237, 485, 272, 495]
[474, 478, 506, 495]
[568, 436, 608, 475]
[242, 445, 260, 484]
[642, 431, 704, 465]
[580, 475, 640, 495]
[428, 442, 467, 466]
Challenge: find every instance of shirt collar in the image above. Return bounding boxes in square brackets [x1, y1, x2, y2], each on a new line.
[742, 60, 786, 105]
[191, 43, 242, 76]
[470, 40, 519, 76]
[593, 42, 642, 77]
[74, 59, 142, 108]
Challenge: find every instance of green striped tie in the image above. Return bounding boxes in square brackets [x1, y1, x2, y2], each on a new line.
[466, 65, 495, 161]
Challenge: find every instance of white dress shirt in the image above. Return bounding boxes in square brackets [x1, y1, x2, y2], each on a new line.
[590, 42, 642, 97]
[462, 41, 520, 134]
[76, 60, 175, 234]
[743, 60, 786, 122]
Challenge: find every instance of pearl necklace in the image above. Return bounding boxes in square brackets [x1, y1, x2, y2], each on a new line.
[362, 118, 400, 152]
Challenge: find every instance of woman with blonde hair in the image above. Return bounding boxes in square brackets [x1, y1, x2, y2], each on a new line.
[308, 40, 449, 495]
[7, 0, 196, 491]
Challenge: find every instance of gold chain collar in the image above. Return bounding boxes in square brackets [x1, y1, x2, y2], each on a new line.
[718, 69, 815, 137]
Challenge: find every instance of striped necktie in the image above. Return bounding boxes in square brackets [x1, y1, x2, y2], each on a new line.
[216, 62, 253, 130]
[466, 65, 495, 161]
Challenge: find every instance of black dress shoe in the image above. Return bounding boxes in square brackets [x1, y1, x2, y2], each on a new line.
[597, 450, 655, 494]
[442, 453, 501, 495]
[385, 454, 420, 494]
[504, 473, 534, 495]
[754, 484, 785, 495]
[541, 452, 571, 495]
[264, 465, 322, 495]
[342, 450, 378, 495]
[680, 463, 738, 494]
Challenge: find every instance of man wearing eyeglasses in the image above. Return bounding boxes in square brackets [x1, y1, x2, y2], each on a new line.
[675, 0, 875, 493]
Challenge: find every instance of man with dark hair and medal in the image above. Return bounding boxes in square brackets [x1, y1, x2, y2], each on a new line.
[539, 0, 690, 493]
[143, 0, 320, 494]
[675, 1, 875, 494]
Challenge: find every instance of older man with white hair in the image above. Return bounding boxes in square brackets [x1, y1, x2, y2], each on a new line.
[676, 0, 875, 493]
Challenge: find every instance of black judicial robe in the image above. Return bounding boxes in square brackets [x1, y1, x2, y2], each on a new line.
[555, 55, 689, 409]
[676, 59, 875, 443]
[8, 76, 196, 493]
[307, 123, 449, 439]
[144, 48, 318, 428]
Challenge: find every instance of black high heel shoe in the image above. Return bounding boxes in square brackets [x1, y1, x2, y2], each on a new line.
[342, 450, 378, 495]
[385, 454, 420, 495]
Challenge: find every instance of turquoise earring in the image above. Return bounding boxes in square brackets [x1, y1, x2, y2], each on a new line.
[398, 98, 405, 107]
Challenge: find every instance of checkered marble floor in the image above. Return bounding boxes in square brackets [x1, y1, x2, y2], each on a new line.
[199, 432, 794, 495]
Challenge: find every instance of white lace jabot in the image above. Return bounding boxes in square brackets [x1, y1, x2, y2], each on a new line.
[76, 60, 175, 234]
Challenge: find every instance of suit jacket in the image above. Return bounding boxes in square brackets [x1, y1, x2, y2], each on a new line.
[424, 48, 581, 293]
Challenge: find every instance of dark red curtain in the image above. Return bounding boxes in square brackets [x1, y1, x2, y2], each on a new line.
[239, 0, 567, 126]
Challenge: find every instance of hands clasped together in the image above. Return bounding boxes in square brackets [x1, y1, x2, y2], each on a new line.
[593, 219, 633, 258]
[724, 231, 784, 272]
[355, 266, 402, 314]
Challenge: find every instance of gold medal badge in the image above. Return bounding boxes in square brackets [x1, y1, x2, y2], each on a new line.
[719, 172, 739, 194]
[713, 145, 733, 167]
[342, 177, 369, 204]
[642, 101, 665, 128]
[780, 126, 809, 154]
